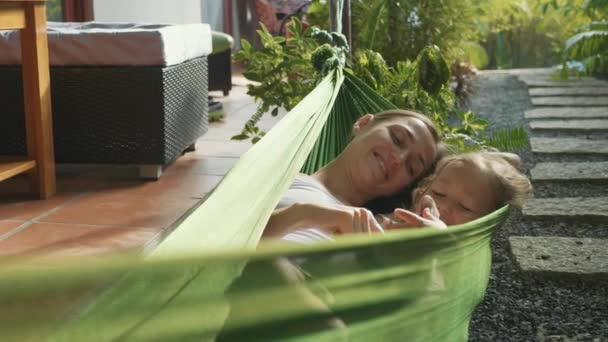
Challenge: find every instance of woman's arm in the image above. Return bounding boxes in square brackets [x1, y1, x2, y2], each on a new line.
[263, 203, 383, 238]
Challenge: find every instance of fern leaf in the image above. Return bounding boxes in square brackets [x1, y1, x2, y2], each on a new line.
[482, 127, 530, 152]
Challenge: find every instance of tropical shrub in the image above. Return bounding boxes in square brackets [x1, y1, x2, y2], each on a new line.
[233, 20, 320, 143]
[473, 0, 591, 69]
[556, 0, 608, 76]
[351, 0, 478, 66]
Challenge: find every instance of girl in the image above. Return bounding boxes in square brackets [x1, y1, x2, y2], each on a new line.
[381, 151, 533, 230]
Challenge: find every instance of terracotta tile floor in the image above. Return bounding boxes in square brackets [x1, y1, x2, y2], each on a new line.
[0, 71, 282, 259]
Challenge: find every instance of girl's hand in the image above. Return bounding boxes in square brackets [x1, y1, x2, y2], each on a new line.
[391, 208, 447, 230]
[380, 195, 444, 230]
[418, 195, 440, 218]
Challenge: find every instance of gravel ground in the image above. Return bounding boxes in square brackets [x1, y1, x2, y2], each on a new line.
[466, 73, 608, 342]
[532, 181, 608, 199]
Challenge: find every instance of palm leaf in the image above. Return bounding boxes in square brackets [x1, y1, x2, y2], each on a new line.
[565, 30, 608, 60]
[577, 20, 608, 32]
[361, 0, 388, 50]
[583, 0, 608, 15]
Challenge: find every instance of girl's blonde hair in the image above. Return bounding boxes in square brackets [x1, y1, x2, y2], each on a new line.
[413, 151, 533, 210]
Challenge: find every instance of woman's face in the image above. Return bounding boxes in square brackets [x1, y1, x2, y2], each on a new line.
[413, 161, 497, 225]
[345, 114, 438, 199]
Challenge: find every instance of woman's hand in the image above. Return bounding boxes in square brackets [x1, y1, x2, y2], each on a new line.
[350, 207, 385, 235]
[306, 204, 384, 235]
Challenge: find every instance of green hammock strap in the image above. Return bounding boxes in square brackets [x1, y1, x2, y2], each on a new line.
[0, 206, 507, 341]
[48, 68, 346, 341]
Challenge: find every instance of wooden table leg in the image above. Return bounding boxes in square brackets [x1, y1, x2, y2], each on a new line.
[20, 2, 56, 198]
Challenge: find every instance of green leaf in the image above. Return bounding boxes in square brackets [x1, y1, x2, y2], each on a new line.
[417, 45, 451, 95]
[231, 133, 250, 141]
[362, 0, 389, 50]
[241, 39, 252, 53]
[482, 127, 530, 152]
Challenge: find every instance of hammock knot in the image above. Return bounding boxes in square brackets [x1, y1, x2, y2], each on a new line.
[310, 28, 348, 76]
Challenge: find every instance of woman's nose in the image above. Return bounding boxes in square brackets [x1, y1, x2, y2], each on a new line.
[387, 151, 402, 171]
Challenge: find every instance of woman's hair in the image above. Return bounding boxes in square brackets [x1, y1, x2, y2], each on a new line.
[358, 109, 442, 145]
[412, 151, 533, 210]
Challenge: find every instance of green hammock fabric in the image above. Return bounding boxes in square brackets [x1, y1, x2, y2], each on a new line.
[0, 65, 509, 341]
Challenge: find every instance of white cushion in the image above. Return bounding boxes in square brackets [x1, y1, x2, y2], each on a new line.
[0, 21, 212, 66]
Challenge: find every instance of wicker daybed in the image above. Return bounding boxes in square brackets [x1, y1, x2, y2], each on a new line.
[0, 22, 212, 179]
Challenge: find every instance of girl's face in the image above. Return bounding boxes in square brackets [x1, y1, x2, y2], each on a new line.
[414, 160, 497, 225]
[345, 114, 438, 200]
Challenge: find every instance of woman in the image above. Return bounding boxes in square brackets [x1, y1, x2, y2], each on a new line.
[263, 109, 441, 241]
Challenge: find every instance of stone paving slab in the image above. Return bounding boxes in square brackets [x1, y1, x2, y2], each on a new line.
[519, 78, 608, 88]
[532, 96, 608, 107]
[510, 236, 608, 281]
[531, 137, 608, 155]
[529, 87, 608, 97]
[481, 68, 556, 76]
[525, 107, 608, 119]
[523, 197, 608, 220]
[519, 75, 598, 81]
[530, 162, 608, 181]
[529, 119, 608, 132]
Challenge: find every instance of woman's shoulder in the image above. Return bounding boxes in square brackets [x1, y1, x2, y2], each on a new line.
[277, 174, 343, 209]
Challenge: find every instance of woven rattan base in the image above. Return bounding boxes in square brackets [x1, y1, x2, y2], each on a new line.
[0, 57, 208, 166]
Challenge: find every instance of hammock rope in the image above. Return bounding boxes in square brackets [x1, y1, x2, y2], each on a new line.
[0, 2, 510, 339]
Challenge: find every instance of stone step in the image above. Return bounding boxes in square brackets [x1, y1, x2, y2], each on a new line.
[523, 197, 608, 221]
[531, 137, 608, 155]
[510, 236, 608, 281]
[530, 162, 608, 181]
[519, 77, 608, 88]
[529, 119, 608, 133]
[481, 68, 556, 76]
[529, 87, 608, 97]
[525, 107, 608, 120]
[531, 97, 608, 107]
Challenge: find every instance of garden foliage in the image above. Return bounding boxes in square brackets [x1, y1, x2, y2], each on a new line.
[553, 0, 608, 76]
[233, 18, 528, 153]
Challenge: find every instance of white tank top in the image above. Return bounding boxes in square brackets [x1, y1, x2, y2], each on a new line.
[276, 174, 344, 244]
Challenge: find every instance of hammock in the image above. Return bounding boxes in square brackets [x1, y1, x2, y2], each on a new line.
[0, 7, 509, 341]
